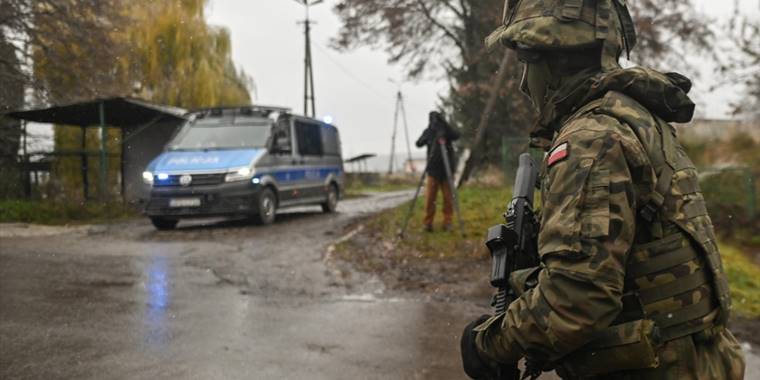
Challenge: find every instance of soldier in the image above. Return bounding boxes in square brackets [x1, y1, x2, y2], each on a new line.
[460, 0, 746, 379]
[416, 111, 460, 232]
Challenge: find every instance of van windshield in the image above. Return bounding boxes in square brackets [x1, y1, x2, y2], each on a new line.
[169, 119, 272, 151]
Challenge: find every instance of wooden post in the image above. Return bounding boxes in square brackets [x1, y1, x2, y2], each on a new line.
[21, 121, 31, 198]
[99, 101, 107, 200]
[81, 126, 89, 200]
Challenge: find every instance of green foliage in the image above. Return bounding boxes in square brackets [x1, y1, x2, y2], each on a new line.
[720, 243, 760, 318]
[682, 134, 759, 244]
[701, 170, 754, 213]
[0, 199, 138, 225]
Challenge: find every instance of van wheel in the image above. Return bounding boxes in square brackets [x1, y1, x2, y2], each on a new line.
[253, 188, 277, 225]
[151, 217, 178, 230]
[321, 184, 339, 213]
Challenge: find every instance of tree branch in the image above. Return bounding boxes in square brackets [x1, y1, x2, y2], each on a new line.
[413, 0, 467, 58]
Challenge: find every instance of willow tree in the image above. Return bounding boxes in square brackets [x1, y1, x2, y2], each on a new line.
[128, 0, 253, 109]
[27, 0, 253, 199]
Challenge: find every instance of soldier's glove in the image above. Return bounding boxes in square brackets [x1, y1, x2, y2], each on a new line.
[460, 315, 496, 379]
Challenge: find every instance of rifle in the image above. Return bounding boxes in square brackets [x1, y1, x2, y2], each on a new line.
[484, 153, 541, 379]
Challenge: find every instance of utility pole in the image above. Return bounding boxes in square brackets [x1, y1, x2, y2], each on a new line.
[294, 0, 322, 118]
[388, 82, 414, 174]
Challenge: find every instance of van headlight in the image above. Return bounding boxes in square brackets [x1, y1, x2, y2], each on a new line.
[142, 171, 154, 185]
[225, 167, 253, 182]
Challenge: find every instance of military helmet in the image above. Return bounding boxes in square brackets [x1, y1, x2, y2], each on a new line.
[486, 0, 637, 70]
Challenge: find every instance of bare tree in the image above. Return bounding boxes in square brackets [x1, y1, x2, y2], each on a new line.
[332, 0, 716, 178]
[333, 0, 532, 167]
[628, 0, 714, 70]
[722, 5, 760, 120]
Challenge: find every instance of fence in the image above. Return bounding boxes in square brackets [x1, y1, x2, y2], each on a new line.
[3, 124, 124, 201]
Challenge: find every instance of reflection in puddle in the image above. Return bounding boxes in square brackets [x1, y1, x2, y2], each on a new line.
[143, 254, 171, 348]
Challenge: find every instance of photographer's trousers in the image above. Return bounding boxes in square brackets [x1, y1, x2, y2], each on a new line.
[424, 176, 453, 228]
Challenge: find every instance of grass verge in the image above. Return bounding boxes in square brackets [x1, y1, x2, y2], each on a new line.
[336, 185, 760, 317]
[366, 186, 509, 258]
[720, 243, 760, 318]
[0, 199, 139, 225]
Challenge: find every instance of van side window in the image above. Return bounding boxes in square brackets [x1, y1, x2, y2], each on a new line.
[295, 121, 323, 156]
[321, 126, 341, 156]
[272, 120, 291, 154]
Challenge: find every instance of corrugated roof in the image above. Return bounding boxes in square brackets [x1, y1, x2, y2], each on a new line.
[5, 97, 188, 128]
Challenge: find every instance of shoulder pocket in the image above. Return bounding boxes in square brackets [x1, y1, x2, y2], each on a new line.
[580, 167, 610, 238]
[538, 158, 594, 256]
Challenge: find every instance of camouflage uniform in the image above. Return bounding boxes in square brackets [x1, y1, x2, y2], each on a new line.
[470, 1, 746, 379]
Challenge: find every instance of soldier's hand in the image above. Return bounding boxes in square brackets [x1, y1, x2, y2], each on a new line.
[460, 315, 496, 379]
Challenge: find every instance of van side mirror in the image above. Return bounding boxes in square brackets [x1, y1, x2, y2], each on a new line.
[271, 135, 291, 154]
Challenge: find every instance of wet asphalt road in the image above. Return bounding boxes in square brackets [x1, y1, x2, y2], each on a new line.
[0, 191, 478, 380]
[1, 191, 758, 379]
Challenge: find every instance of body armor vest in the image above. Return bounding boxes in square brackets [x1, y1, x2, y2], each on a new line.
[591, 91, 731, 338]
[558, 91, 732, 379]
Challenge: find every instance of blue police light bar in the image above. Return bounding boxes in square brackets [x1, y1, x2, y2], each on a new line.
[193, 105, 292, 119]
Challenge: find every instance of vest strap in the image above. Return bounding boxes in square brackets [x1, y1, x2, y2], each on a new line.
[636, 269, 709, 304]
[639, 165, 673, 223]
[560, 0, 584, 20]
[652, 298, 714, 329]
[595, 0, 611, 39]
[659, 310, 719, 342]
[626, 245, 697, 278]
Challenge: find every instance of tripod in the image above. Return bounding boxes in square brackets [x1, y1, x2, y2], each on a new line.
[398, 137, 465, 239]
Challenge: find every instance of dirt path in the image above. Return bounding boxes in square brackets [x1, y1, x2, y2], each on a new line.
[0, 191, 469, 379]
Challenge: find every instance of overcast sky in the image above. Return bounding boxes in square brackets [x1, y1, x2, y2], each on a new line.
[26, 1, 757, 158]
[206, 0, 444, 160]
[205, 0, 758, 160]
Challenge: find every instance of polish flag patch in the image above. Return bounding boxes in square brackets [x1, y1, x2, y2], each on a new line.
[547, 142, 569, 167]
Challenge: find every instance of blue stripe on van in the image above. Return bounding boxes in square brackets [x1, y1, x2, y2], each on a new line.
[261, 166, 342, 183]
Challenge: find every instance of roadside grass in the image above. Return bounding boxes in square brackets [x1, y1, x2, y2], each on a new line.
[338, 184, 760, 318]
[0, 199, 139, 225]
[720, 243, 760, 318]
[335, 186, 509, 272]
[372, 186, 510, 258]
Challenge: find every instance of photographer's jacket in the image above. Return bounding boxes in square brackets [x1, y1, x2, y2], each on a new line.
[416, 117, 460, 181]
[475, 67, 745, 379]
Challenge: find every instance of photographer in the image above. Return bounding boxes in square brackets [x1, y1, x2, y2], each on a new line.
[415, 111, 460, 232]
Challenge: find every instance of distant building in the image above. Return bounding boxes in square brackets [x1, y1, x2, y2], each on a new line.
[403, 158, 426, 173]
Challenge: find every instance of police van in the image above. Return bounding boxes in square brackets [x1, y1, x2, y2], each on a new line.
[142, 106, 344, 230]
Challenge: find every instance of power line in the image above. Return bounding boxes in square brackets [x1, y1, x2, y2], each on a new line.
[310, 42, 391, 101]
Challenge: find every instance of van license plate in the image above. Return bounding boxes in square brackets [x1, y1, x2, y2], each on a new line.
[169, 198, 201, 208]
